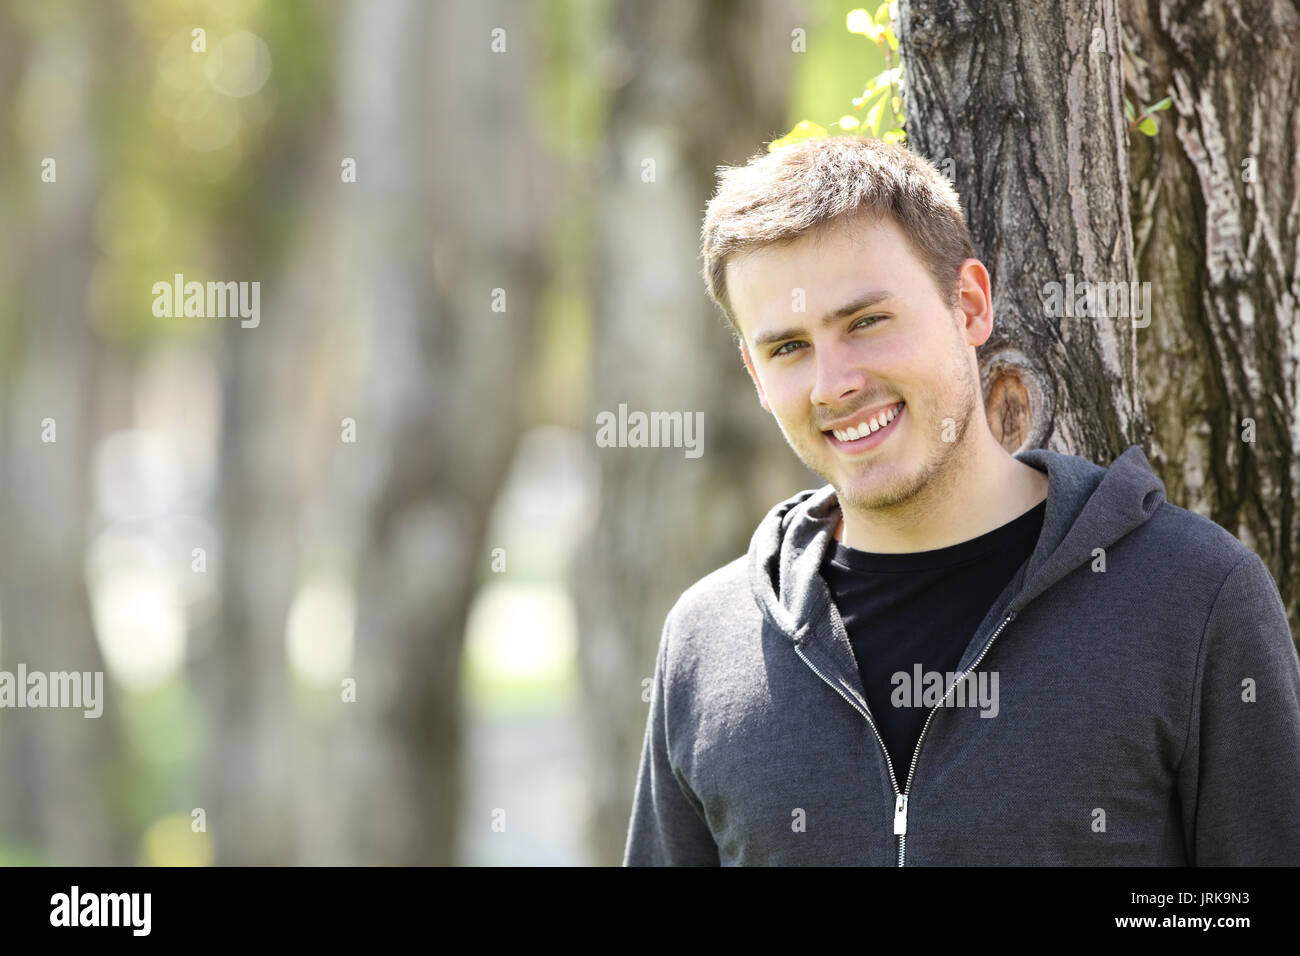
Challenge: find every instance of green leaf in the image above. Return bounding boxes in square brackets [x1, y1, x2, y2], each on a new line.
[1147, 96, 1172, 112]
[1124, 97, 1135, 121]
[847, 8, 882, 39]
[1138, 116, 1158, 136]
[837, 115, 860, 130]
[882, 128, 905, 144]
[769, 120, 829, 151]
[865, 66, 902, 93]
[867, 97, 886, 135]
[856, 87, 889, 118]
[882, 26, 898, 51]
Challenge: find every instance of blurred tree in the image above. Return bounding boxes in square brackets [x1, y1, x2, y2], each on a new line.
[321, 0, 554, 864]
[576, 0, 820, 864]
[0, 1, 124, 865]
[204, 5, 334, 867]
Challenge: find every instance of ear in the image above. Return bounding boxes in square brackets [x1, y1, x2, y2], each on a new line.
[955, 258, 994, 348]
[739, 339, 772, 413]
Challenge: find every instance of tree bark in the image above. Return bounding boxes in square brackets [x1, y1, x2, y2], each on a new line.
[1122, 0, 1299, 640]
[898, 0, 1148, 459]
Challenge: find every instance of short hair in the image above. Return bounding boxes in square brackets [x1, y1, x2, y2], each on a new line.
[699, 135, 976, 341]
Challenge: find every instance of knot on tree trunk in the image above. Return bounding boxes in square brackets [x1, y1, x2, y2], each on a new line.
[981, 348, 1051, 452]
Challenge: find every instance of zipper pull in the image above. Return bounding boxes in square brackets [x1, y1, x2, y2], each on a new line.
[893, 793, 908, 836]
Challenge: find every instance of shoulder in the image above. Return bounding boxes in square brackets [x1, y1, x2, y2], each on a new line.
[1134, 500, 1287, 629]
[1140, 499, 1256, 580]
[653, 552, 783, 741]
[656, 553, 763, 676]
[664, 553, 754, 635]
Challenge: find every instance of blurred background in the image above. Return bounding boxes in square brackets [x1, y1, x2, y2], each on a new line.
[0, 0, 895, 865]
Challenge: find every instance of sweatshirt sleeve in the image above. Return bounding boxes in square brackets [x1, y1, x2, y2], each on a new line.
[1178, 550, 1300, 865]
[622, 610, 720, 866]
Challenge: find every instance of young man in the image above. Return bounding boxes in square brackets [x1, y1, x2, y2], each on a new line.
[623, 136, 1300, 866]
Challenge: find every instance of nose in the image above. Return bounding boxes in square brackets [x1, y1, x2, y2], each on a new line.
[809, 339, 868, 410]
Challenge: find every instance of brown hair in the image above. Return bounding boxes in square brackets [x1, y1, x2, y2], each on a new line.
[700, 135, 975, 341]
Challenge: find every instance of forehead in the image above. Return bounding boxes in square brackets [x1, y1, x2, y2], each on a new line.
[725, 213, 920, 336]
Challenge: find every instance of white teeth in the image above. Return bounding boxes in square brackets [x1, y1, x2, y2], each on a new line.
[831, 403, 902, 442]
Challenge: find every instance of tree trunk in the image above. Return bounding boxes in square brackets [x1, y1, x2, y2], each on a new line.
[1122, 0, 1299, 640]
[0, 2, 123, 864]
[898, 0, 1148, 459]
[320, 0, 551, 863]
[578, 0, 817, 864]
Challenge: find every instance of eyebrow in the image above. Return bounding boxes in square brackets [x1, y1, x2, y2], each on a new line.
[750, 290, 896, 349]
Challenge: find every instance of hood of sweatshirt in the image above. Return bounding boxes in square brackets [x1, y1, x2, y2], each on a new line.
[748, 445, 1167, 650]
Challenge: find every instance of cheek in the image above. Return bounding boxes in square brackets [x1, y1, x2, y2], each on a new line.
[884, 334, 927, 366]
[762, 372, 806, 414]
[769, 395, 819, 442]
[891, 336, 950, 384]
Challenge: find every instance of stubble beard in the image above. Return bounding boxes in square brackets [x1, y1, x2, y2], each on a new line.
[803, 349, 982, 519]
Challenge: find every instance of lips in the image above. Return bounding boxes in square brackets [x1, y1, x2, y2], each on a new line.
[824, 401, 905, 452]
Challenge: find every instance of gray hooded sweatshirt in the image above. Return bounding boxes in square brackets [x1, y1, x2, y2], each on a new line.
[623, 445, 1300, 865]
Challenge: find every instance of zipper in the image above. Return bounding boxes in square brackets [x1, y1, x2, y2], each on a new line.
[796, 608, 1017, 866]
[793, 643, 904, 812]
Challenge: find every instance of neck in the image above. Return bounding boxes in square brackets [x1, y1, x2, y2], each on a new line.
[835, 428, 1048, 553]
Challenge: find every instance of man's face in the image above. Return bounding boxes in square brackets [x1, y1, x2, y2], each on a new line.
[729, 212, 991, 516]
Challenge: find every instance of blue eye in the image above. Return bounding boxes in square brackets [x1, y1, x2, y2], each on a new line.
[769, 315, 884, 358]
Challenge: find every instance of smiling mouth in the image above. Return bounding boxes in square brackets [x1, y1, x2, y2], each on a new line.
[823, 401, 905, 451]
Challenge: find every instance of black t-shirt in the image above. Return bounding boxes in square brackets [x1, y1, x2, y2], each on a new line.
[821, 500, 1046, 783]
